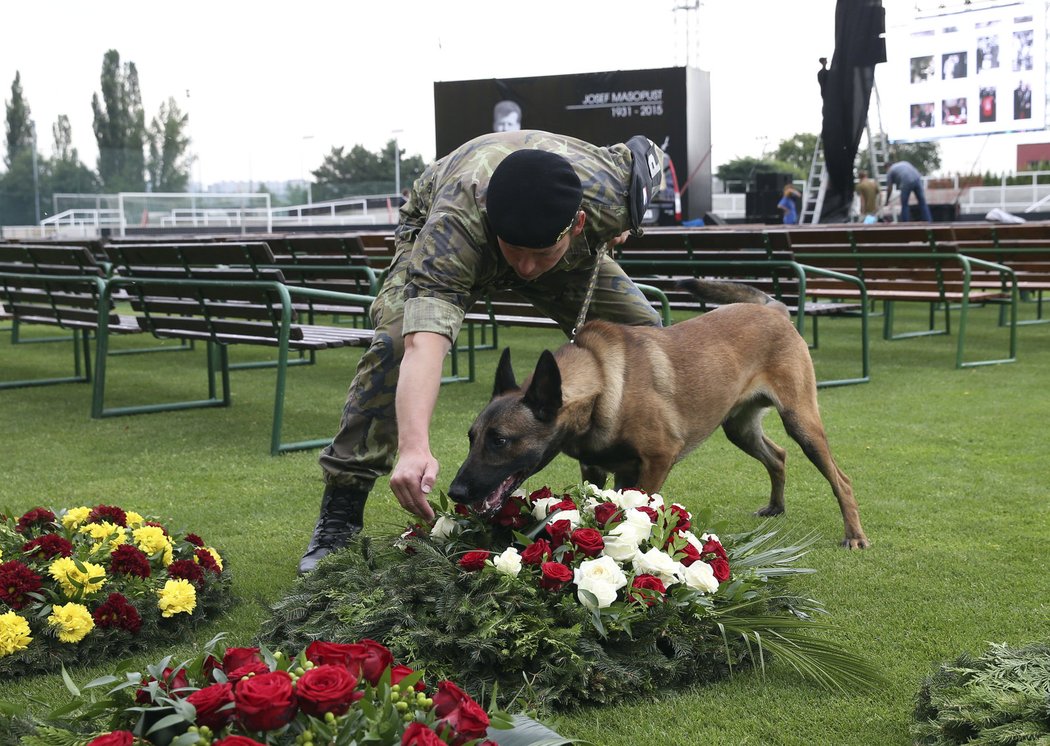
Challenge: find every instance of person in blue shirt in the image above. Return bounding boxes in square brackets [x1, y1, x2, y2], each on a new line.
[777, 183, 800, 224]
[885, 160, 933, 222]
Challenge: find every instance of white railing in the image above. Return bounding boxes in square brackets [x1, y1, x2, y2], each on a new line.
[40, 208, 123, 230]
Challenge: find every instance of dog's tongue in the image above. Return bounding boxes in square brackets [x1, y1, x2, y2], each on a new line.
[477, 474, 518, 516]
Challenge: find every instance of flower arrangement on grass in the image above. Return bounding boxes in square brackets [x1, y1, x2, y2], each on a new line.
[0, 504, 232, 678]
[262, 483, 881, 708]
[0, 634, 535, 746]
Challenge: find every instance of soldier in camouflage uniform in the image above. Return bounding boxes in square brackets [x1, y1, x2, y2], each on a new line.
[300, 129, 667, 574]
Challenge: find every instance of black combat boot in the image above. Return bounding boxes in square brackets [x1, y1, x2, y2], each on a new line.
[298, 485, 368, 575]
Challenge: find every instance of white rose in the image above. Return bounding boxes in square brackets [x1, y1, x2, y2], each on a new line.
[633, 547, 685, 586]
[680, 530, 704, 551]
[531, 497, 560, 520]
[574, 556, 628, 609]
[622, 509, 654, 543]
[581, 495, 601, 515]
[615, 489, 651, 510]
[648, 493, 665, 509]
[429, 515, 458, 542]
[582, 483, 604, 499]
[700, 532, 721, 545]
[492, 547, 522, 576]
[602, 532, 642, 563]
[683, 560, 719, 594]
[556, 509, 581, 529]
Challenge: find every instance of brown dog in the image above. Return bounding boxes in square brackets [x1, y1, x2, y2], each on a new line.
[448, 278, 869, 549]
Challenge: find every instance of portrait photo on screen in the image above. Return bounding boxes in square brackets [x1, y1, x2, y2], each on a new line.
[1012, 29, 1034, 70]
[911, 55, 936, 83]
[1013, 80, 1032, 119]
[942, 97, 968, 125]
[979, 87, 997, 122]
[911, 102, 936, 128]
[976, 35, 1000, 72]
[942, 51, 969, 79]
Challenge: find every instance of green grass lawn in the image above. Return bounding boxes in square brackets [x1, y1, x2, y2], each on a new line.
[1, 299, 1048, 745]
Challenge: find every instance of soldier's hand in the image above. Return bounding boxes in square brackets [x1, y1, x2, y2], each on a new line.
[390, 448, 438, 523]
[608, 229, 631, 247]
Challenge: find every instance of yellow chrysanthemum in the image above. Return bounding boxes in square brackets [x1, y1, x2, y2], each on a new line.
[0, 611, 32, 656]
[157, 579, 197, 618]
[48, 602, 94, 643]
[124, 511, 145, 528]
[48, 557, 107, 598]
[79, 521, 127, 554]
[61, 506, 91, 530]
[133, 526, 174, 565]
[204, 547, 223, 571]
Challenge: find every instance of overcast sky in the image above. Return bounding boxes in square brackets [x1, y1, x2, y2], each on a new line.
[2, 0, 1041, 186]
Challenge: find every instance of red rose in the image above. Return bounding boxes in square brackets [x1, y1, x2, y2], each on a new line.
[702, 538, 728, 561]
[391, 663, 424, 692]
[550, 499, 576, 513]
[214, 738, 267, 746]
[630, 574, 667, 605]
[431, 680, 472, 717]
[667, 504, 691, 532]
[87, 732, 135, 746]
[437, 698, 490, 743]
[136, 667, 190, 704]
[222, 647, 265, 678]
[347, 639, 394, 685]
[494, 495, 528, 528]
[570, 528, 605, 557]
[304, 641, 357, 668]
[402, 722, 445, 746]
[546, 519, 571, 547]
[539, 561, 573, 591]
[592, 502, 622, 528]
[296, 663, 361, 717]
[186, 682, 235, 730]
[527, 486, 553, 503]
[677, 542, 702, 567]
[520, 539, 552, 566]
[234, 670, 297, 731]
[707, 556, 731, 582]
[458, 550, 490, 572]
[635, 506, 659, 523]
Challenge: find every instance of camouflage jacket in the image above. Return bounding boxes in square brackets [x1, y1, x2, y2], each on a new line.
[391, 129, 665, 340]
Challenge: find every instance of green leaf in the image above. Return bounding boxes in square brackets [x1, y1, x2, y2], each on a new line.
[59, 665, 80, 698]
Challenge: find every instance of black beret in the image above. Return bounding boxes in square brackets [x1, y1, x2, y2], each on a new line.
[486, 149, 583, 248]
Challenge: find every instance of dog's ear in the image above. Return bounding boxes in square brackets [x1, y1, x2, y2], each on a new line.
[493, 347, 518, 398]
[523, 350, 562, 423]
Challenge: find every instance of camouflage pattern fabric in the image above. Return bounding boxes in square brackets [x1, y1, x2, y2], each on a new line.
[319, 130, 665, 489]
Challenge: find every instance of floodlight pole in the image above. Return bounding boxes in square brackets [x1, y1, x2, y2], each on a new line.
[31, 121, 41, 224]
[392, 128, 404, 197]
[301, 134, 315, 205]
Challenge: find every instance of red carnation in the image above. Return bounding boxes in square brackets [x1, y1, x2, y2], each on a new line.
[520, 538, 552, 566]
[570, 528, 605, 557]
[0, 560, 43, 609]
[109, 544, 152, 578]
[87, 505, 127, 527]
[86, 732, 135, 746]
[539, 561, 573, 591]
[458, 550, 490, 572]
[194, 548, 222, 574]
[707, 556, 731, 583]
[295, 664, 362, 717]
[593, 502, 622, 528]
[21, 533, 74, 561]
[184, 533, 205, 547]
[92, 592, 143, 634]
[667, 504, 691, 532]
[167, 559, 206, 585]
[402, 722, 445, 746]
[630, 574, 667, 606]
[234, 670, 298, 731]
[15, 507, 56, 535]
[186, 682, 235, 730]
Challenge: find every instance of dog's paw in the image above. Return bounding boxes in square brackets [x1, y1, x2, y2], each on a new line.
[754, 505, 784, 517]
[841, 535, 871, 550]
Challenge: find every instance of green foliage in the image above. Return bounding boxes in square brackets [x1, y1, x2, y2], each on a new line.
[4, 71, 33, 169]
[715, 157, 802, 192]
[146, 97, 193, 193]
[774, 132, 819, 175]
[91, 49, 146, 192]
[912, 642, 1050, 745]
[312, 139, 427, 200]
[888, 141, 942, 175]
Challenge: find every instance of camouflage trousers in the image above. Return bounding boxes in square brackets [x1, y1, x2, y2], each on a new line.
[318, 253, 662, 491]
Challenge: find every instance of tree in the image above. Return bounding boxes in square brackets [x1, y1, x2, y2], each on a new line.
[92, 49, 146, 192]
[50, 115, 100, 196]
[773, 132, 819, 175]
[715, 156, 802, 192]
[146, 96, 193, 192]
[888, 141, 941, 174]
[4, 71, 33, 169]
[312, 139, 427, 201]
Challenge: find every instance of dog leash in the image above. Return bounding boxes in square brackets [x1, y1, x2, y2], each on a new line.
[570, 242, 607, 345]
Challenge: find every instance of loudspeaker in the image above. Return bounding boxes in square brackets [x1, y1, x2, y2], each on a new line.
[746, 191, 781, 220]
[928, 203, 959, 222]
[703, 212, 727, 226]
[755, 172, 793, 193]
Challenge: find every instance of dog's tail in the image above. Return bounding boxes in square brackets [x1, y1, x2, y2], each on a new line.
[676, 277, 789, 316]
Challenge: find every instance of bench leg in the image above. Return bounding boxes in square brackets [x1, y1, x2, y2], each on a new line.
[883, 300, 949, 340]
[0, 327, 93, 390]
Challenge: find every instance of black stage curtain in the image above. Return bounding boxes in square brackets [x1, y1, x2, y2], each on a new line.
[820, 0, 887, 222]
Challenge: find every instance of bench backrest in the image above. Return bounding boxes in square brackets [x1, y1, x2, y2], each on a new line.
[0, 244, 106, 277]
[0, 272, 122, 331]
